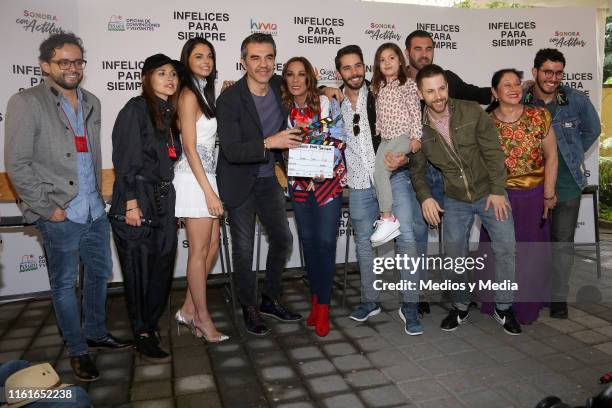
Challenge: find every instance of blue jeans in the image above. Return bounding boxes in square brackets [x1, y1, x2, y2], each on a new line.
[36, 215, 112, 356]
[292, 192, 343, 304]
[349, 170, 419, 303]
[443, 195, 516, 307]
[0, 360, 90, 407]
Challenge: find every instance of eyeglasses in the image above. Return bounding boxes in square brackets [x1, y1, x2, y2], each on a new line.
[50, 59, 87, 70]
[540, 69, 563, 79]
[352, 113, 360, 136]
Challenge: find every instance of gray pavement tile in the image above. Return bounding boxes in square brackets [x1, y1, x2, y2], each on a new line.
[447, 350, 497, 370]
[173, 352, 212, 377]
[461, 331, 507, 350]
[275, 401, 317, 408]
[397, 378, 450, 403]
[570, 329, 611, 345]
[176, 391, 222, 408]
[23, 346, 61, 363]
[571, 315, 610, 329]
[134, 363, 171, 382]
[354, 336, 394, 353]
[345, 369, 391, 388]
[0, 337, 32, 351]
[309, 329, 346, 343]
[217, 355, 249, 370]
[132, 398, 174, 408]
[278, 333, 316, 348]
[307, 374, 350, 395]
[215, 368, 260, 389]
[172, 331, 204, 348]
[29, 334, 63, 348]
[245, 338, 277, 351]
[398, 342, 443, 361]
[521, 323, 564, 339]
[2, 326, 38, 338]
[531, 372, 587, 399]
[0, 351, 23, 362]
[568, 347, 612, 365]
[97, 367, 131, 383]
[431, 337, 476, 355]
[174, 374, 216, 395]
[95, 349, 134, 369]
[594, 341, 612, 355]
[458, 388, 514, 408]
[271, 322, 307, 335]
[417, 396, 466, 408]
[343, 326, 379, 339]
[417, 355, 464, 376]
[332, 354, 373, 372]
[436, 371, 488, 394]
[250, 350, 290, 367]
[130, 379, 172, 401]
[483, 345, 527, 363]
[494, 380, 549, 407]
[381, 361, 430, 383]
[543, 319, 587, 334]
[503, 356, 553, 378]
[321, 393, 365, 408]
[545, 334, 588, 352]
[367, 349, 409, 368]
[265, 382, 308, 402]
[88, 383, 130, 406]
[510, 339, 558, 358]
[322, 342, 357, 357]
[539, 353, 586, 372]
[287, 346, 324, 361]
[260, 365, 298, 382]
[360, 384, 409, 407]
[297, 359, 337, 377]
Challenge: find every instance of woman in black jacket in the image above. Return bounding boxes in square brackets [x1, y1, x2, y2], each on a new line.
[109, 54, 183, 361]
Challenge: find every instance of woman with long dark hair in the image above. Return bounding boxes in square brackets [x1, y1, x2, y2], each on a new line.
[109, 54, 183, 361]
[173, 38, 228, 342]
[281, 56, 348, 337]
[480, 68, 558, 325]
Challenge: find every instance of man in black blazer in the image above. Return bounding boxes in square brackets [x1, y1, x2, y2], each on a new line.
[216, 33, 304, 335]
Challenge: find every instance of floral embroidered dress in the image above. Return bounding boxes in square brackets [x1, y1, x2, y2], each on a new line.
[288, 95, 348, 206]
[492, 106, 551, 190]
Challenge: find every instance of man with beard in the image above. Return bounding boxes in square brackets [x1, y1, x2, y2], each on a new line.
[409, 64, 521, 335]
[523, 48, 600, 319]
[405, 30, 491, 104]
[335, 45, 423, 335]
[5, 33, 130, 382]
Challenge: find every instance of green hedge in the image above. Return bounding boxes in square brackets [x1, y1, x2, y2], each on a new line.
[601, 157, 612, 221]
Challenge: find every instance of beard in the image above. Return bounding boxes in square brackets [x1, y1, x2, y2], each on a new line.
[342, 75, 365, 91]
[427, 98, 448, 113]
[535, 76, 559, 95]
[51, 72, 82, 90]
[409, 56, 431, 71]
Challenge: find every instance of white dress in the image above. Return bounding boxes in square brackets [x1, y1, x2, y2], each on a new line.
[173, 114, 219, 218]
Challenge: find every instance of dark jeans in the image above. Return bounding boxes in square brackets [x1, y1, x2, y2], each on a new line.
[550, 195, 581, 302]
[227, 177, 293, 306]
[292, 191, 343, 305]
[36, 216, 111, 356]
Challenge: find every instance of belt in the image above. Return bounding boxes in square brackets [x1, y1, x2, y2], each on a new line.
[135, 174, 172, 189]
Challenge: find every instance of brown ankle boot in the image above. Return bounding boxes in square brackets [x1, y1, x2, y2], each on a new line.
[307, 295, 318, 327]
[315, 304, 330, 337]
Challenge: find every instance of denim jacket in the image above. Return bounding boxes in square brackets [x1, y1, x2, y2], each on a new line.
[523, 85, 600, 189]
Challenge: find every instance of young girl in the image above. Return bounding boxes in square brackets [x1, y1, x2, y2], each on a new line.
[370, 43, 422, 246]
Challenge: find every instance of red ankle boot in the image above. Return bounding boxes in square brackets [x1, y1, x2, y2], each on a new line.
[315, 304, 330, 337]
[307, 295, 318, 327]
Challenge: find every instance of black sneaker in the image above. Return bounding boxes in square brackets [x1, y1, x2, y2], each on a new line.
[417, 301, 430, 319]
[260, 296, 302, 322]
[440, 307, 469, 331]
[550, 302, 568, 319]
[243, 306, 270, 336]
[70, 353, 99, 382]
[135, 334, 171, 363]
[493, 307, 522, 335]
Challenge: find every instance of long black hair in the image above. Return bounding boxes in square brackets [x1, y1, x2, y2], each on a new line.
[180, 38, 216, 118]
[486, 68, 523, 113]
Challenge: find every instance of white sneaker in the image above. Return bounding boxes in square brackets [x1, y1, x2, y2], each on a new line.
[370, 217, 400, 246]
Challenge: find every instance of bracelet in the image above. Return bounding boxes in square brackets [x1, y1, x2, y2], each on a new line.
[543, 195, 556, 200]
[126, 207, 139, 212]
[263, 138, 269, 150]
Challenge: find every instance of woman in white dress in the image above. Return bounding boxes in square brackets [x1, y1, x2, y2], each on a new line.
[173, 38, 228, 342]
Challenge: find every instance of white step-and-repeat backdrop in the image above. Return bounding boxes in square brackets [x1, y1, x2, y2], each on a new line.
[0, 0, 601, 297]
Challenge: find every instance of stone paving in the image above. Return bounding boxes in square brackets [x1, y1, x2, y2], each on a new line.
[0, 231, 611, 407]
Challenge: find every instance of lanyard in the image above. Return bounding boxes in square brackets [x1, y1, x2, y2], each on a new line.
[60, 103, 88, 153]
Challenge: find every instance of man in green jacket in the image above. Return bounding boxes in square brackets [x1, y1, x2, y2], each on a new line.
[409, 64, 521, 335]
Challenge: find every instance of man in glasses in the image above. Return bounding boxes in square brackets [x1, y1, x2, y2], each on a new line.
[523, 48, 601, 319]
[5, 33, 130, 382]
[335, 45, 423, 335]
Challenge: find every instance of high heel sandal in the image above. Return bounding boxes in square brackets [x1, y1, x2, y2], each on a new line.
[192, 319, 230, 343]
[175, 310, 196, 336]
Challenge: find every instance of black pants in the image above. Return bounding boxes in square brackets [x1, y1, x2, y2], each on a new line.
[111, 189, 178, 336]
[227, 177, 293, 306]
[550, 195, 581, 302]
